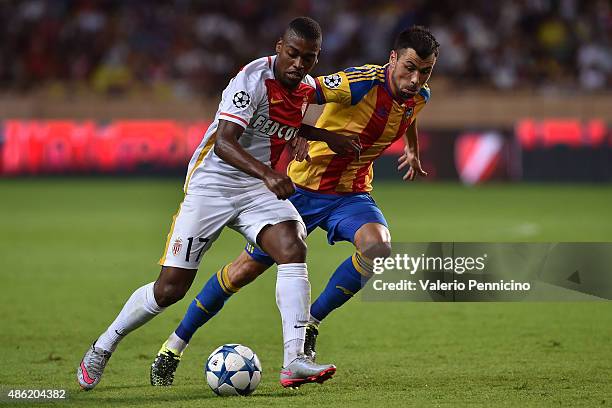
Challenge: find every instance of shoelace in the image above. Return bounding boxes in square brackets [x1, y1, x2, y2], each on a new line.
[86, 348, 110, 378]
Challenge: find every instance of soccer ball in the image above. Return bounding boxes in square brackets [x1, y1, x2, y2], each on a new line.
[205, 344, 262, 396]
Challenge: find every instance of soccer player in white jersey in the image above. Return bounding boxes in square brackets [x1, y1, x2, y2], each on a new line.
[77, 17, 347, 390]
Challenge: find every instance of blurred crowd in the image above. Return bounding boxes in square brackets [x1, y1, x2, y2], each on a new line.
[0, 0, 610, 99]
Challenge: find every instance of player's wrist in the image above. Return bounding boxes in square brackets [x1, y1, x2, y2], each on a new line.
[261, 166, 279, 180]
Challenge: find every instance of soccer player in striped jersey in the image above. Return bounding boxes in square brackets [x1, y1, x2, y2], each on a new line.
[151, 26, 438, 381]
[77, 17, 362, 391]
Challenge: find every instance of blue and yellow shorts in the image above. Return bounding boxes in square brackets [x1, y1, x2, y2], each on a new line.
[246, 187, 388, 266]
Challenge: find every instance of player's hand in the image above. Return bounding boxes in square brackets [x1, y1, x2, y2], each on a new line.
[263, 169, 296, 200]
[290, 136, 311, 162]
[325, 133, 362, 159]
[398, 147, 427, 181]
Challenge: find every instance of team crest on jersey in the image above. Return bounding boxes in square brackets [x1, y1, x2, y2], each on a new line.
[172, 238, 183, 256]
[323, 74, 342, 89]
[405, 107, 414, 118]
[232, 91, 251, 109]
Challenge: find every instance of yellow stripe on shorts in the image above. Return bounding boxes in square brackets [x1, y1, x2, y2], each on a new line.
[158, 199, 184, 266]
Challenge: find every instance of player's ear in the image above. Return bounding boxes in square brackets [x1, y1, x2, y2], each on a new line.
[389, 50, 397, 67]
[275, 39, 283, 54]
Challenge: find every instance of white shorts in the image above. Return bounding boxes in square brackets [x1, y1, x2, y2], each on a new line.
[158, 186, 304, 269]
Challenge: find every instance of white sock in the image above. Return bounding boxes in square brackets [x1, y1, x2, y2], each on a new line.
[166, 332, 188, 355]
[95, 282, 165, 353]
[276, 263, 310, 367]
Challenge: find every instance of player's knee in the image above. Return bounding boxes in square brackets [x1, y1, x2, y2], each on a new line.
[355, 224, 392, 260]
[275, 237, 307, 264]
[153, 280, 189, 307]
[359, 239, 392, 260]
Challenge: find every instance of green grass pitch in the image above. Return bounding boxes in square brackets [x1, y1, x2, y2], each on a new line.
[1, 179, 611, 407]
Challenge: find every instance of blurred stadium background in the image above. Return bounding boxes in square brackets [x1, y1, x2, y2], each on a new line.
[0, 0, 610, 182]
[1, 1, 611, 406]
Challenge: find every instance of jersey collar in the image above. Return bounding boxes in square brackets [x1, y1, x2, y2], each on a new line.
[269, 55, 277, 78]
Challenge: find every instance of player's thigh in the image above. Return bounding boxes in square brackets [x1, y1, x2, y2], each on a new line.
[240, 189, 329, 267]
[231, 188, 307, 263]
[324, 194, 390, 252]
[159, 193, 235, 270]
[257, 220, 307, 264]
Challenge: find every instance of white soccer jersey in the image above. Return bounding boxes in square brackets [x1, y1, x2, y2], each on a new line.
[184, 55, 316, 195]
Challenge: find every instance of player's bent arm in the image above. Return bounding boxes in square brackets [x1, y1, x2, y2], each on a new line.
[214, 120, 295, 199]
[299, 124, 362, 157]
[403, 119, 419, 159]
[214, 120, 273, 178]
[398, 119, 427, 180]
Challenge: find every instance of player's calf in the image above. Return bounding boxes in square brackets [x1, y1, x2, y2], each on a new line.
[153, 266, 197, 307]
[227, 250, 270, 287]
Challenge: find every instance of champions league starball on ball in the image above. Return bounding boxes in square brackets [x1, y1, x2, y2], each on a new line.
[205, 344, 262, 396]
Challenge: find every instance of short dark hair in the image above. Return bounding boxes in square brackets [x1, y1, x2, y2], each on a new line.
[393, 26, 439, 59]
[286, 16, 322, 42]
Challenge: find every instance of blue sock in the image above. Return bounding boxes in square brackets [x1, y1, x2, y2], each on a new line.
[310, 254, 372, 323]
[175, 264, 238, 343]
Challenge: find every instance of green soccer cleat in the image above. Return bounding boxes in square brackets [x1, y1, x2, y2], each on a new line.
[304, 323, 319, 361]
[150, 341, 183, 386]
[279, 354, 336, 388]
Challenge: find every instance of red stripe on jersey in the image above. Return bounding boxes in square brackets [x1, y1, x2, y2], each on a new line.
[318, 86, 393, 192]
[352, 163, 372, 192]
[219, 112, 249, 127]
[265, 79, 313, 128]
[269, 136, 286, 171]
[352, 108, 410, 191]
[263, 78, 314, 171]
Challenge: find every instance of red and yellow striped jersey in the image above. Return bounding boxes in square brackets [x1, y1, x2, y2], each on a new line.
[288, 64, 430, 194]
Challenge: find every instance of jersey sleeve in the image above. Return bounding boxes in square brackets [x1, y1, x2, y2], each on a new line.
[218, 64, 266, 129]
[314, 65, 383, 106]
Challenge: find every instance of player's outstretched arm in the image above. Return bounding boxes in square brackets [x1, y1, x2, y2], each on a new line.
[398, 119, 428, 181]
[214, 119, 295, 199]
[300, 124, 362, 158]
